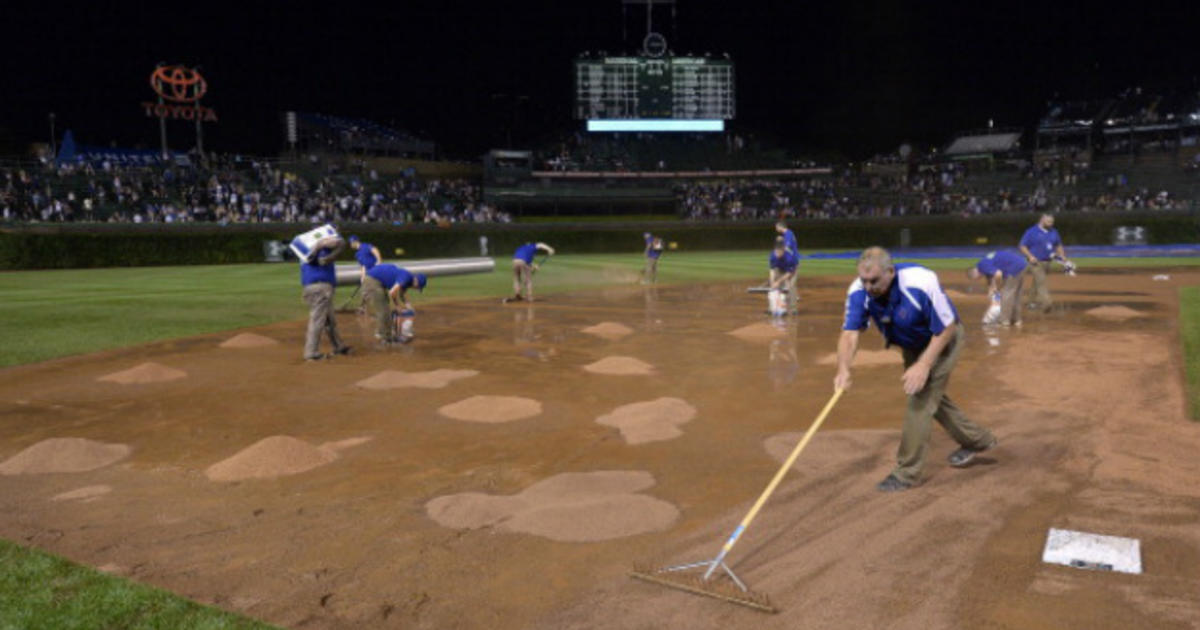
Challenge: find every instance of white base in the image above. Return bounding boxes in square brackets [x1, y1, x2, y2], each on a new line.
[1042, 528, 1142, 574]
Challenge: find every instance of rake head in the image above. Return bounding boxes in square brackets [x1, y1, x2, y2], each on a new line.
[629, 563, 778, 614]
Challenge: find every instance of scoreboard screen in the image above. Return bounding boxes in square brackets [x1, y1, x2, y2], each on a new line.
[574, 56, 735, 132]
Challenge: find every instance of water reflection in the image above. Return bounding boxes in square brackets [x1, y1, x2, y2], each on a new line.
[768, 337, 800, 389]
[513, 304, 557, 361]
[643, 286, 663, 332]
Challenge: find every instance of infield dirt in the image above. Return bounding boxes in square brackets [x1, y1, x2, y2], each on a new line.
[2, 269, 1199, 629]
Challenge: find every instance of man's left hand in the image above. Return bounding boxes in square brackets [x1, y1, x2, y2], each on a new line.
[901, 363, 931, 395]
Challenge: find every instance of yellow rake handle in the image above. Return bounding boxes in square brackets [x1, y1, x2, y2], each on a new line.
[708, 389, 844, 570]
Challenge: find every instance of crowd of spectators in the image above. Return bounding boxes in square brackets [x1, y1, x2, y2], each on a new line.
[0, 155, 511, 225]
[676, 161, 1192, 221]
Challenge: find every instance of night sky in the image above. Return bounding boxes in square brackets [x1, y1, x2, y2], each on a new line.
[3, 1, 1198, 159]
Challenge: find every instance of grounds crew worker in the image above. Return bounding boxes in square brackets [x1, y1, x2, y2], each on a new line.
[508, 242, 555, 303]
[640, 232, 665, 284]
[363, 263, 427, 344]
[775, 220, 798, 256]
[1018, 213, 1072, 312]
[300, 235, 352, 361]
[348, 235, 383, 311]
[768, 236, 800, 314]
[967, 249, 1027, 327]
[348, 235, 383, 282]
[834, 247, 997, 491]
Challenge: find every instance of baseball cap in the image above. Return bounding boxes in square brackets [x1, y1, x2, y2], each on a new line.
[348, 235, 360, 243]
[415, 273, 427, 291]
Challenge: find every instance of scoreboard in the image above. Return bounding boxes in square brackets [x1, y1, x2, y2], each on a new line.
[574, 56, 735, 131]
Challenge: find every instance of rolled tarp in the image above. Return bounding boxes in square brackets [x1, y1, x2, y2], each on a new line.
[335, 257, 496, 285]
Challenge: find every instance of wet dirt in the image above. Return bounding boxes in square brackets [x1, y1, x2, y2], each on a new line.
[1, 270, 1199, 629]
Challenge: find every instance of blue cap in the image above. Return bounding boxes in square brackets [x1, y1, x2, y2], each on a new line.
[348, 235, 360, 243]
[415, 273, 427, 291]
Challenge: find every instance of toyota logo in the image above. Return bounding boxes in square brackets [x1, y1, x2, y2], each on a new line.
[149, 65, 207, 103]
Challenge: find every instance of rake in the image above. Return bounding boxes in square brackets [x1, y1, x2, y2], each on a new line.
[630, 388, 845, 614]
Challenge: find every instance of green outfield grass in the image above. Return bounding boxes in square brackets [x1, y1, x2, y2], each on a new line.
[1180, 286, 1200, 420]
[4, 251, 1200, 368]
[0, 540, 277, 630]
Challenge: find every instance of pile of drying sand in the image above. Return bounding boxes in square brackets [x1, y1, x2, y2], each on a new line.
[0, 438, 131, 475]
[425, 470, 678, 542]
[97, 362, 186, 384]
[205, 436, 337, 482]
[582, 356, 655, 376]
[219, 333, 279, 349]
[581, 322, 634, 340]
[51, 485, 113, 502]
[816, 349, 903, 367]
[596, 397, 697, 444]
[727, 323, 787, 340]
[355, 369, 479, 390]
[438, 395, 543, 423]
[1085, 305, 1146, 321]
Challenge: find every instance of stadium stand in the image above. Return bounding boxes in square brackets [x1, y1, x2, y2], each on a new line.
[0, 155, 507, 224]
[293, 113, 436, 159]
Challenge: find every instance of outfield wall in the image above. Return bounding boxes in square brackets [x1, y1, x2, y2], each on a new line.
[2, 211, 1198, 269]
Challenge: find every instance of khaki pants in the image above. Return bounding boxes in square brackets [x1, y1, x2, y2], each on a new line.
[302, 283, 345, 358]
[512, 259, 533, 299]
[362, 276, 393, 340]
[894, 326, 994, 484]
[642, 256, 659, 283]
[999, 270, 1025, 325]
[1026, 261, 1052, 310]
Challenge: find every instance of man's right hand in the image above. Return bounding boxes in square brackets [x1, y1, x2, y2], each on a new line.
[834, 368, 852, 392]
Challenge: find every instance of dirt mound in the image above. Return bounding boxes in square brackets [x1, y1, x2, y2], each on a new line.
[219, 333, 279, 348]
[815, 349, 903, 367]
[596, 397, 697, 444]
[425, 471, 677, 542]
[727, 322, 787, 340]
[1085, 305, 1146, 321]
[438, 396, 543, 423]
[51, 485, 113, 502]
[583, 356, 655, 376]
[0, 438, 131, 475]
[205, 436, 338, 482]
[355, 369, 479, 390]
[581, 322, 634, 340]
[97, 362, 186, 384]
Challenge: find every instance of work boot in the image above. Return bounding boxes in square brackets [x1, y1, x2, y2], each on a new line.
[876, 474, 913, 492]
[948, 436, 998, 468]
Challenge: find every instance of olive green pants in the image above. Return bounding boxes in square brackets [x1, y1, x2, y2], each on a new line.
[999, 270, 1025, 325]
[1026, 261, 1052, 310]
[302, 283, 345, 359]
[894, 326, 994, 484]
[362, 276, 393, 341]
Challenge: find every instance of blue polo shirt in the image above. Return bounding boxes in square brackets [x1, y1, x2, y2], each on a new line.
[647, 236, 663, 259]
[769, 249, 799, 273]
[366, 263, 415, 291]
[1019, 224, 1062, 261]
[842, 263, 959, 351]
[780, 228, 798, 255]
[514, 243, 538, 264]
[976, 250, 1027, 278]
[300, 247, 337, 286]
[355, 242, 379, 270]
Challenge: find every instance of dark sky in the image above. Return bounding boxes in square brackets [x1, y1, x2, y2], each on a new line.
[3, 1, 1198, 159]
